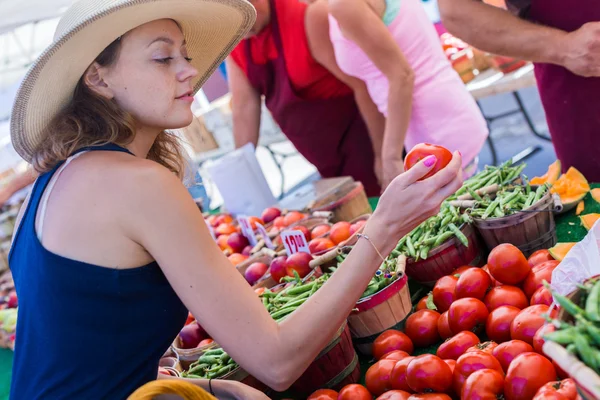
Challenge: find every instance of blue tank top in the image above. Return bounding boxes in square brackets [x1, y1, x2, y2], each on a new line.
[8, 143, 188, 399]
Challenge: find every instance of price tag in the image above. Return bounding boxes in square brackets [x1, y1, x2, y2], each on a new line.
[238, 216, 258, 246]
[281, 230, 310, 256]
[256, 223, 275, 250]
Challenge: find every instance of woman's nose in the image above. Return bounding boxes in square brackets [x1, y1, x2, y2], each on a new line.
[177, 59, 199, 82]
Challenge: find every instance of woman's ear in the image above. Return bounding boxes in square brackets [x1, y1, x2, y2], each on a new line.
[83, 62, 114, 99]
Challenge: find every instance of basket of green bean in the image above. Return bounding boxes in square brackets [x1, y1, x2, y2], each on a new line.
[468, 183, 558, 257]
[542, 278, 600, 400]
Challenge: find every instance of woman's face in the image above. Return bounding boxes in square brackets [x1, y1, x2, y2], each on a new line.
[99, 19, 199, 131]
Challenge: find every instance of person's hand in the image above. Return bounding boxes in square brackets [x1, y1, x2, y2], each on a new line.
[365, 151, 463, 255]
[381, 156, 405, 192]
[561, 22, 600, 77]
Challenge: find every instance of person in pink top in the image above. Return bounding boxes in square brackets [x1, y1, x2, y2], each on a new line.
[327, 0, 488, 189]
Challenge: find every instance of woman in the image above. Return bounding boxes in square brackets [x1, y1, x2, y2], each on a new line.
[8, 0, 462, 398]
[326, 0, 488, 189]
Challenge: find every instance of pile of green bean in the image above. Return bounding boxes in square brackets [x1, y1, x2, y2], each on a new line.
[450, 161, 527, 199]
[394, 203, 471, 261]
[182, 348, 237, 379]
[544, 280, 600, 374]
[467, 183, 550, 219]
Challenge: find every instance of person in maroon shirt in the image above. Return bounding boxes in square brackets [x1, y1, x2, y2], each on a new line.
[438, 0, 600, 182]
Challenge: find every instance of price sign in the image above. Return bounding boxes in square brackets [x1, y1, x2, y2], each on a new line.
[281, 230, 310, 256]
[238, 216, 258, 246]
[255, 223, 275, 250]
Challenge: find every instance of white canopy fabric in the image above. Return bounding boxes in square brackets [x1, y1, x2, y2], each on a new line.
[0, 0, 75, 35]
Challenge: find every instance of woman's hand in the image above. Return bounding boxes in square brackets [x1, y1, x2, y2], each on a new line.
[366, 151, 463, 255]
[380, 155, 405, 192]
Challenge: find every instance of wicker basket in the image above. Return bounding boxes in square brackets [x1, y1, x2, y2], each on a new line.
[311, 181, 372, 223]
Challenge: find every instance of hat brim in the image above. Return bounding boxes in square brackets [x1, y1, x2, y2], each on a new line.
[11, 0, 255, 163]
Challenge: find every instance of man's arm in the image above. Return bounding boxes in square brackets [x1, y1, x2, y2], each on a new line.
[0, 167, 36, 208]
[225, 57, 262, 149]
[438, 0, 600, 77]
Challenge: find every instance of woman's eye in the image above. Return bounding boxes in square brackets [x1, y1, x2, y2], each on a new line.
[155, 57, 173, 64]
[185, 57, 193, 63]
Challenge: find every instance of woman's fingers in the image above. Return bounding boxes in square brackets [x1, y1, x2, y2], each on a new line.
[400, 155, 438, 185]
[423, 151, 462, 189]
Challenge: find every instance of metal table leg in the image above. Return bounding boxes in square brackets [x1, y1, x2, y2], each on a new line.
[512, 92, 551, 142]
[263, 144, 300, 199]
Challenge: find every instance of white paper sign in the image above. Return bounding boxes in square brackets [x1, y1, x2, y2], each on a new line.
[238, 216, 258, 246]
[256, 223, 275, 250]
[281, 230, 310, 256]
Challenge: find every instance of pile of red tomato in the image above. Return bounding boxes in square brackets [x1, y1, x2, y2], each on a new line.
[307, 243, 579, 400]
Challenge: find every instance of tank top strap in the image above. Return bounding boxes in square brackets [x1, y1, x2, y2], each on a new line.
[383, 0, 401, 26]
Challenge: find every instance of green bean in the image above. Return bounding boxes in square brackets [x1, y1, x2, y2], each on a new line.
[482, 199, 499, 219]
[187, 363, 209, 375]
[448, 223, 469, 247]
[434, 231, 455, 247]
[543, 327, 578, 345]
[419, 246, 430, 260]
[284, 297, 309, 308]
[544, 282, 588, 319]
[220, 353, 231, 363]
[262, 296, 269, 307]
[391, 249, 401, 258]
[285, 281, 316, 296]
[362, 283, 380, 298]
[524, 192, 536, 208]
[576, 315, 600, 346]
[227, 357, 236, 365]
[270, 305, 299, 319]
[467, 186, 484, 202]
[525, 182, 531, 195]
[574, 333, 599, 373]
[406, 236, 417, 258]
[198, 355, 221, 365]
[493, 207, 505, 218]
[533, 185, 546, 204]
[585, 280, 600, 322]
[203, 349, 225, 356]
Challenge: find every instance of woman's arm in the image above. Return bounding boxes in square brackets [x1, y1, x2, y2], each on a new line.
[124, 154, 462, 391]
[328, 0, 415, 190]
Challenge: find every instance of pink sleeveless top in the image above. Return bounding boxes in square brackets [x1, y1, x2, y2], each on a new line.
[328, 0, 488, 167]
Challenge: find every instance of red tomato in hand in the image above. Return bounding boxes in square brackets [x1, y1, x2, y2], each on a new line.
[406, 354, 453, 393]
[404, 310, 441, 348]
[433, 275, 458, 313]
[523, 260, 560, 298]
[533, 323, 556, 356]
[437, 331, 480, 360]
[366, 360, 397, 396]
[488, 244, 531, 285]
[486, 305, 523, 343]
[381, 350, 411, 361]
[448, 298, 489, 334]
[461, 368, 505, 400]
[390, 356, 415, 392]
[453, 350, 504, 394]
[376, 390, 411, 400]
[416, 296, 429, 311]
[455, 268, 492, 300]
[466, 341, 498, 355]
[530, 286, 553, 306]
[511, 305, 550, 345]
[484, 285, 529, 311]
[533, 379, 577, 400]
[438, 311, 453, 339]
[307, 389, 338, 400]
[373, 330, 414, 360]
[528, 249, 554, 267]
[505, 352, 557, 400]
[404, 143, 453, 180]
[337, 384, 372, 400]
[492, 340, 534, 373]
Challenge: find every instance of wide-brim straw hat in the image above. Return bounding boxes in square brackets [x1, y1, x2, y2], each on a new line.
[10, 0, 256, 163]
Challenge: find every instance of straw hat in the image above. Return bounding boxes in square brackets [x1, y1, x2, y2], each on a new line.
[10, 0, 256, 163]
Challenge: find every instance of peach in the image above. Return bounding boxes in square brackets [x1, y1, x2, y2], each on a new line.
[215, 223, 237, 237]
[217, 235, 232, 252]
[311, 224, 331, 240]
[261, 207, 282, 224]
[241, 245, 253, 256]
[248, 216, 264, 230]
[215, 214, 233, 226]
[228, 253, 248, 266]
[292, 226, 311, 242]
[284, 211, 306, 227]
[197, 338, 214, 348]
[270, 256, 288, 283]
[286, 252, 313, 279]
[244, 262, 269, 285]
[227, 232, 250, 254]
[350, 220, 367, 236]
[273, 216, 287, 229]
[309, 238, 336, 254]
[205, 215, 218, 227]
[329, 221, 352, 245]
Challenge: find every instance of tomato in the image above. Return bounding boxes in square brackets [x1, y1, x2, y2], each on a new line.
[455, 268, 492, 300]
[406, 354, 453, 393]
[511, 305, 550, 345]
[454, 265, 472, 275]
[404, 309, 441, 348]
[482, 264, 501, 286]
[492, 340, 534, 372]
[530, 286, 553, 306]
[505, 352, 558, 400]
[433, 275, 458, 313]
[389, 356, 415, 392]
[532, 393, 570, 400]
[484, 285, 529, 311]
[416, 296, 429, 311]
[466, 341, 498, 355]
[528, 249, 554, 268]
[381, 350, 411, 361]
[523, 260, 560, 298]
[376, 390, 411, 400]
[337, 384, 372, 400]
[488, 244, 531, 285]
[444, 359, 456, 374]
[438, 311, 453, 339]
[486, 305, 522, 343]
[461, 368, 505, 400]
[448, 298, 489, 334]
[453, 350, 504, 394]
[408, 395, 452, 400]
[373, 330, 414, 360]
[436, 331, 480, 360]
[404, 143, 453, 180]
[534, 379, 577, 400]
[366, 359, 397, 396]
[307, 389, 338, 400]
[185, 312, 195, 326]
[533, 323, 556, 356]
